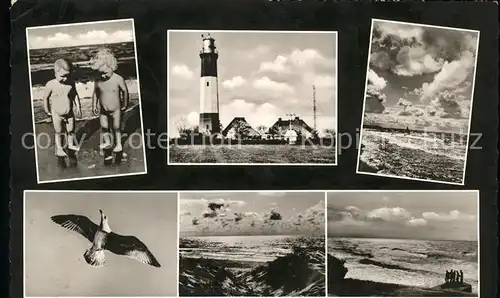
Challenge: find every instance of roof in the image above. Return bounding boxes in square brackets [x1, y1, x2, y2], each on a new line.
[222, 117, 259, 137]
[267, 117, 315, 134]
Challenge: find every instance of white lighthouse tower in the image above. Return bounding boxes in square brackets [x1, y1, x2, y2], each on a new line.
[199, 33, 220, 135]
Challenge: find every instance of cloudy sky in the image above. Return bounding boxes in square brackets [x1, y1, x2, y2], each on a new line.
[25, 191, 177, 296]
[327, 191, 478, 241]
[27, 19, 134, 49]
[364, 20, 479, 133]
[179, 192, 325, 237]
[168, 31, 337, 137]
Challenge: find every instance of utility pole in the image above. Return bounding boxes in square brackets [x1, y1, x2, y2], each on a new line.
[313, 85, 317, 131]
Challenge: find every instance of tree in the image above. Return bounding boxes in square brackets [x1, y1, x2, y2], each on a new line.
[176, 117, 190, 135]
[256, 125, 267, 135]
[176, 117, 199, 138]
[233, 120, 250, 139]
[268, 125, 279, 139]
[311, 129, 320, 140]
[323, 128, 336, 139]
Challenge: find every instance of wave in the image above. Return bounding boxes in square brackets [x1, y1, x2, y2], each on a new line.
[32, 79, 139, 124]
[329, 238, 478, 294]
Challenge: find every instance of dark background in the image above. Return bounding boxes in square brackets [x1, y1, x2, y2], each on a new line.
[9, 0, 498, 297]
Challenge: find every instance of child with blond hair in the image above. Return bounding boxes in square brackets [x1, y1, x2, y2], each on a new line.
[43, 58, 82, 157]
[91, 48, 129, 158]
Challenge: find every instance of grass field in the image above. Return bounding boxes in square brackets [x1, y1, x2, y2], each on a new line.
[169, 145, 336, 164]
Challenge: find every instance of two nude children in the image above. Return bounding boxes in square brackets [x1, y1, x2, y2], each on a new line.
[43, 48, 129, 162]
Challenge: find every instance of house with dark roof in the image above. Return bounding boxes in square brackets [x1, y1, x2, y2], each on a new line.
[267, 117, 315, 139]
[222, 117, 260, 139]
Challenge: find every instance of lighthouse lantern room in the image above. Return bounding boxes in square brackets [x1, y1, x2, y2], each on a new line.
[199, 34, 220, 135]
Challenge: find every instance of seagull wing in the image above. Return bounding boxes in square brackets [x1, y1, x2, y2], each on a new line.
[104, 232, 161, 268]
[51, 214, 99, 242]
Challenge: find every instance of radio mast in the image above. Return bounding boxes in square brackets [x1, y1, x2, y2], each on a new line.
[313, 85, 317, 131]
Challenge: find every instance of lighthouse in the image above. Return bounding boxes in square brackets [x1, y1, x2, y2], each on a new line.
[199, 33, 220, 135]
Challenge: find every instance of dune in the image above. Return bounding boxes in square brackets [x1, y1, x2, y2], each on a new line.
[179, 248, 325, 297]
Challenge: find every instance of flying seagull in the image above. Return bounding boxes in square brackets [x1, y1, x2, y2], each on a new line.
[51, 209, 161, 268]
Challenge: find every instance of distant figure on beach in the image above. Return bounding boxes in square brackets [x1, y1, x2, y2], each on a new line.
[43, 58, 82, 157]
[91, 48, 129, 159]
[445, 269, 465, 284]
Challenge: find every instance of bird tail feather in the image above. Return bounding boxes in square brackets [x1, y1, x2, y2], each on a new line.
[84, 248, 107, 267]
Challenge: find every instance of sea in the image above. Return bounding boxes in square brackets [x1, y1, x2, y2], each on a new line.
[28, 42, 139, 123]
[360, 128, 467, 183]
[180, 235, 325, 271]
[328, 237, 478, 294]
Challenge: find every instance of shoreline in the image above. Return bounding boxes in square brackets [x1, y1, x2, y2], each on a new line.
[328, 253, 476, 297]
[329, 278, 476, 297]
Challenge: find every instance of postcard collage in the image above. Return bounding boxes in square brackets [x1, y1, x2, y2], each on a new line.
[9, 1, 497, 298]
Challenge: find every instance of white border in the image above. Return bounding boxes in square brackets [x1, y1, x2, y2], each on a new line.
[25, 18, 148, 184]
[324, 191, 329, 297]
[166, 29, 339, 166]
[176, 191, 181, 297]
[325, 189, 480, 298]
[355, 18, 481, 186]
[22, 189, 480, 298]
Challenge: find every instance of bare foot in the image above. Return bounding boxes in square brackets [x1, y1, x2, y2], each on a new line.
[55, 147, 68, 157]
[112, 143, 123, 153]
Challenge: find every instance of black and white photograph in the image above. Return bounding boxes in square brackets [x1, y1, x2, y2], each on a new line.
[24, 191, 178, 297]
[357, 19, 480, 185]
[178, 191, 327, 296]
[168, 30, 337, 165]
[327, 190, 479, 297]
[26, 19, 147, 183]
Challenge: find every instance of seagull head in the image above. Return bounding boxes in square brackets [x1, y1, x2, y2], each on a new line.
[99, 209, 111, 233]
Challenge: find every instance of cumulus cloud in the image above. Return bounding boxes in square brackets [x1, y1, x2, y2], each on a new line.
[253, 76, 294, 94]
[397, 98, 413, 108]
[422, 210, 476, 221]
[370, 20, 478, 83]
[288, 48, 335, 68]
[28, 29, 134, 49]
[330, 204, 475, 232]
[222, 76, 246, 89]
[330, 205, 414, 224]
[219, 99, 284, 128]
[245, 45, 271, 59]
[365, 69, 387, 113]
[367, 69, 387, 90]
[420, 51, 476, 102]
[393, 45, 444, 76]
[430, 90, 463, 119]
[259, 55, 288, 73]
[258, 48, 335, 88]
[375, 22, 424, 42]
[171, 64, 194, 80]
[367, 207, 412, 222]
[180, 196, 325, 236]
[258, 192, 286, 197]
[407, 218, 428, 226]
[398, 106, 425, 117]
[303, 72, 335, 88]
